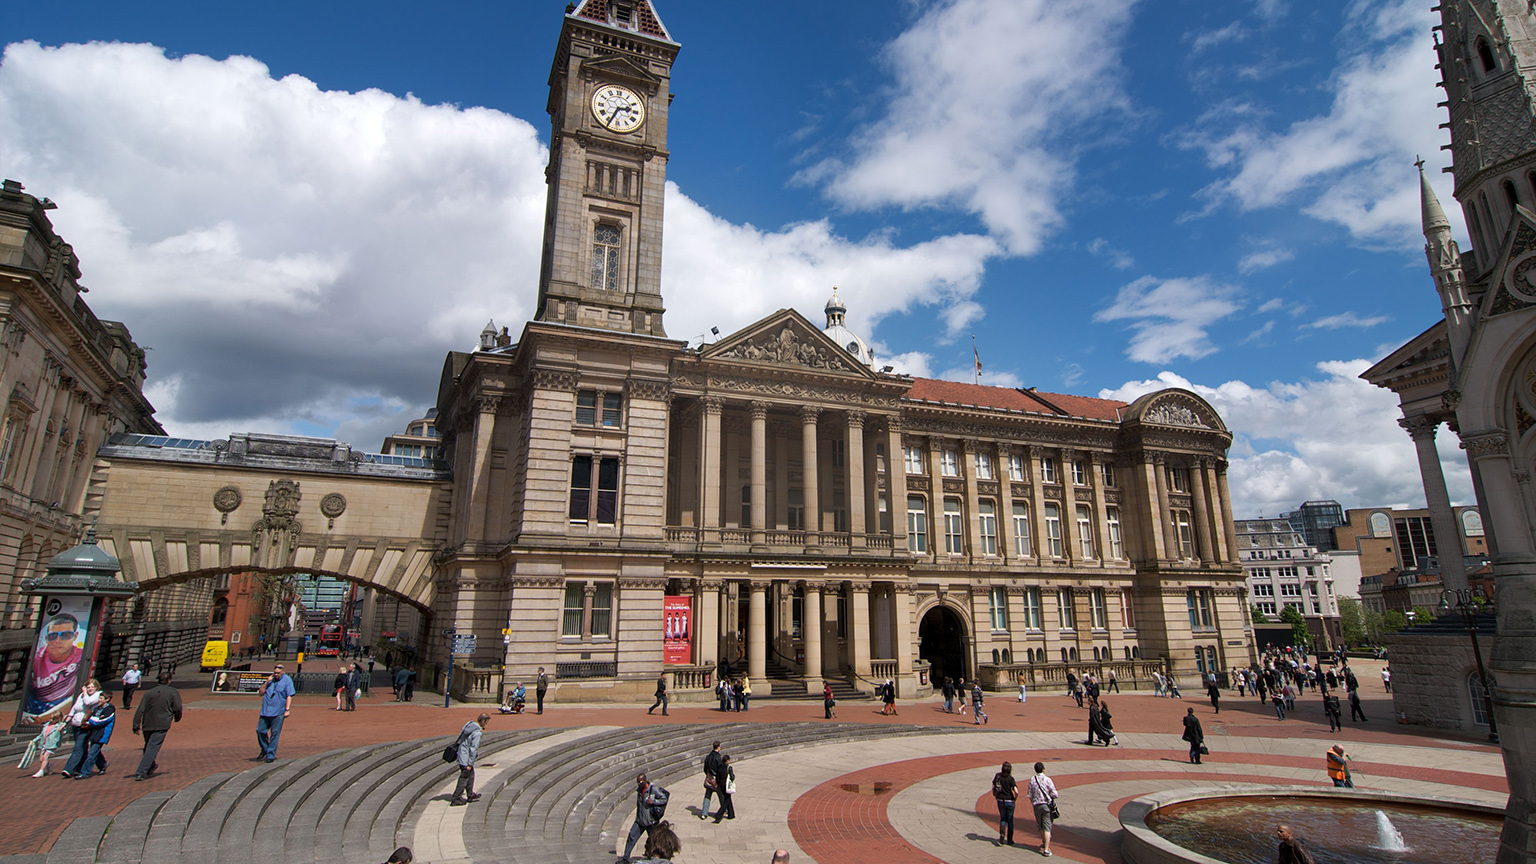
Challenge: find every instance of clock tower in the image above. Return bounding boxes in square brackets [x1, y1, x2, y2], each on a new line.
[534, 0, 677, 337]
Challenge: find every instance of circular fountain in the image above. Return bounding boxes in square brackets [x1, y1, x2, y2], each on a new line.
[1119, 787, 1503, 864]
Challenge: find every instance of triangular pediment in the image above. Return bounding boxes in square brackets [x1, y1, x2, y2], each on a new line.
[700, 309, 878, 380]
[1482, 204, 1536, 317]
[580, 54, 662, 89]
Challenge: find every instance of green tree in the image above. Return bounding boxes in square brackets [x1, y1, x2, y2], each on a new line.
[1279, 604, 1310, 646]
[1338, 597, 1367, 646]
[1382, 609, 1407, 634]
[1250, 604, 1268, 624]
[1363, 607, 1384, 643]
[1411, 605, 1435, 626]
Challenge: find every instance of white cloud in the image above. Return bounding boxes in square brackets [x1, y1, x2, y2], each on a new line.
[1256, 297, 1287, 313]
[936, 367, 1025, 389]
[1088, 237, 1135, 269]
[1093, 275, 1242, 363]
[804, 0, 1137, 255]
[1242, 320, 1276, 344]
[1237, 248, 1294, 273]
[0, 41, 1002, 444]
[1098, 361, 1474, 517]
[1190, 22, 1246, 53]
[1305, 311, 1391, 329]
[1182, 0, 1456, 246]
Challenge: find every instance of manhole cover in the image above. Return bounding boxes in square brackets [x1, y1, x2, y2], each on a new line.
[838, 782, 893, 795]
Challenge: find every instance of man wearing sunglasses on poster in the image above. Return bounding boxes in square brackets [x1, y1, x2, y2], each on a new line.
[25, 614, 86, 723]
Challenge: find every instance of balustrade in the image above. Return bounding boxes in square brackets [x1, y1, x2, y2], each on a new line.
[449, 662, 503, 703]
[870, 659, 897, 680]
[975, 659, 1167, 691]
[667, 664, 715, 691]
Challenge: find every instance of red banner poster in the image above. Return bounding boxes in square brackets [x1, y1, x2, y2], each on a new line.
[662, 595, 692, 665]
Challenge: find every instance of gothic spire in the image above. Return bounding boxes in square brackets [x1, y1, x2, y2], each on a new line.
[1418, 157, 1450, 236]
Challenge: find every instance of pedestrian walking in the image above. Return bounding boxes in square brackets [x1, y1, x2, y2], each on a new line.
[1283, 682, 1297, 712]
[536, 667, 548, 714]
[1106, 669, 1119, 693]
[449, 713, 489, 806]
[1325, 744, 1353, 788]
[1207, 679, 1221, 714]
[1182, 707, 1205, 764]
[956, 677, 968, 716]
[822, 682, 836, 719]
[972, 681, 987, 725]
[699, 741, 724, 820]
[1381, 667, 1391, 692]
[1272, 691, 1286, 721]
[255, 664, 295, 762]
[1324, 693, 1342, 732]
[74, 691, 116, 778]
[1017, 681, 1028, 703]
[1236, 669, 1247, 697]
[60, 680, 102, 778]
[621, 773, 670, 862]
[991, 761, 1018, 846]
[403, 667, 416, 701]
[333, 664, 349, 710]
[710, 754, 736, 823]
[1098, 700, 1119, 745]
[881, 679, 897, 715]
[131, 671, 182, 780]
[121, 663, 141, 710]
[942, 677, 955, 713]
[21, 719, 65, 777]
[648, 673, 669, 716]
[1167, 676, 1182, 699]
[1027, 762, 1059, 857]
[1349, 689, 1368, 722]
[346, 663, 361, 711]
[1152, 670, 1166, 697]
[741, 675, 752, 711]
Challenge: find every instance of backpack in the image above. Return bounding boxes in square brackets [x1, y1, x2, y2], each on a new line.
[648, 784, 670, 820]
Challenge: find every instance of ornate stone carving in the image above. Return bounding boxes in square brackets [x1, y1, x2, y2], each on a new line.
[626, 378, 670, 401]
[253, 479, 302, 551]
[887, 415, 903, 434]
[1043, 487, 1063, 500]
[906, 476, 931, 492]
[1398, 415, 1440, 441]
[702, 396, 724, 415]
[718, 326, 851, 371]
[1104, 490, 1122, 504]
[212, 485, 242, 525]
[1461, 431, 1510, 458]
[846, 409, 866, 427]
[1075, 489, 1093, 502]
[977, 481, 999, 496]
[1144, 401, 1211, 429]
[942, 479, 965, 494]
[1442, 390, 1462, 412]
[1010, 482, 1030, 498]
[799, 405, 821, 424]
[319, 492, 347, 529]
[748, 400, 769, 421]
[531, 368, 579, 392]
[475, 394, 502, 415]
[692, 374, 898, 407]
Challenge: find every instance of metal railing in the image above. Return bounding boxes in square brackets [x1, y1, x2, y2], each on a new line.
[556, 660, 617, 679]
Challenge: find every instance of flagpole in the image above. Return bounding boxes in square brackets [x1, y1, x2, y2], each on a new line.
[972, 335, 981, 386]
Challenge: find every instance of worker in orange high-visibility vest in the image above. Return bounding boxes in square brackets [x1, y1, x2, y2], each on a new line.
[1325, 744, 1353, 788]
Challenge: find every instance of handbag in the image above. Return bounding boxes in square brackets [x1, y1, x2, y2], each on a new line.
[704, 774, 718, 791]
[1049, 800, 1061, 820]
[1198, 743, 1210, 755]
[725, 775, 736, 795]
[442, 743, 459, 763]
[354, 688, 362, 699]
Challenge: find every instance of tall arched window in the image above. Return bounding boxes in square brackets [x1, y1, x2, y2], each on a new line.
[1469, 672, 1496, 726]
[1504, 179, 1520, 211]
[590, 223, 622, 291]
[1477, 38, 1498, 74]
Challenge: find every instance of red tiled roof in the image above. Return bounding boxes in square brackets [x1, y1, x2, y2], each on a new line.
[574, 0, 670, 39]
[904, 378, 1126, 422]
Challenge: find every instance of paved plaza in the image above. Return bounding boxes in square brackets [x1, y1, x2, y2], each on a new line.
[0, 660, 1507, 864]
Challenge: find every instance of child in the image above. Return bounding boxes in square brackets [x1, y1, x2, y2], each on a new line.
[21, 720, 65, 777]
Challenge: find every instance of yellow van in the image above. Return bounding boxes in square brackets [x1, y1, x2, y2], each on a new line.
[200, 640, 230, 672]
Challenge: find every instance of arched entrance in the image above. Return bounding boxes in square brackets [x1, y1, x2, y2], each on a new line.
[919, 605, 969, 686]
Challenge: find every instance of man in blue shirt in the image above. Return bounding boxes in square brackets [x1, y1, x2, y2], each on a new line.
[256, 664, 295, 762]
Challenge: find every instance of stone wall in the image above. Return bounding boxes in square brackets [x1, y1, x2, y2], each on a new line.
[1384, 626, 1492, 731]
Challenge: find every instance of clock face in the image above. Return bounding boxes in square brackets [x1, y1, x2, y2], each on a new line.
[592, 84, 645, 133]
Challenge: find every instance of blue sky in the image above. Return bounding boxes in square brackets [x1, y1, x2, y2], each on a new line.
[0, 0, 1471, 517]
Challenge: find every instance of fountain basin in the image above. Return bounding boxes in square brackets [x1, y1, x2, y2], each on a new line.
[1119, 786, 1503, 864]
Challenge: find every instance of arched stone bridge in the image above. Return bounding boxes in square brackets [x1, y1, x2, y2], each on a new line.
[85, 432, 451, 609]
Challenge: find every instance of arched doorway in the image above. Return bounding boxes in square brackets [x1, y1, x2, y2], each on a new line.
[919, 605, 969, 686]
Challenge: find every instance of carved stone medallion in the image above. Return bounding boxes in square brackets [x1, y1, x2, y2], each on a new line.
[320, 493, 348, 529]
[213, 485, 242, 525]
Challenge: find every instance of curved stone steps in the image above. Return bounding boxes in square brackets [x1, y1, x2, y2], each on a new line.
[96, 791, 174, 864]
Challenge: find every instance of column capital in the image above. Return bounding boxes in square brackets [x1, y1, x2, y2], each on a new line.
[845, 579, 873, 592]
[749, 400, 769, 420]
[1398, 414, 1440, 441]
[1460, 430, 1510, 459]
[702, 395, 724, 415]
[886, 415, 903, 434]
[929, 436, 946, 453]
[1149, 450, 1167, 465]
[1029, 444, 1046, 459]
[961, 438, 978, 453]
[799, 405, 821, 424]
[798, 580, 825, 593]
[846, 409, 867, 428]
[749, 579, 773, 592]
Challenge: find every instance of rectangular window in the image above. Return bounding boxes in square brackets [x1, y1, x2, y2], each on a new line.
[1100, 462, 1116, 488]
[976, 451, 995, 480]
[741, 485, 751, 527]
[788, 488, 805, 531]
[1280, 583, 1302, 598]
[569, 455, 593, 522]
[602, 393, 622, 427]
[944, 498, 964, 554]
[1175, 511, 1194, 558]
[904, 446, 924, 474]
[1252, 584, 1274, 597]
[575, 391, 597, 425]
[1259, 601, 1277, 616]
[907, 496, 928, 553]
[590, 583, 612, 636]
[1170, 466, 1190, 493]
[989, 586, 1009, 631]
[595, 458, 619, 523]
[1023, 587, 1043, 630]
[831, 439, 846, 469]
[1106, 507, 1124, 559]
[878, 494, 890, 533]
[978, 500, 998, 556]
[1186, 588, 1214, 629]
[1008, 454, 1025, 481]
[1041, 457, 1058, 484]
[1090, 588, 1108, 630]
[562, 583, 585, 636]
[941, 448, 959, 477]
[1120, 590, 1135, 629]
[1072, 459, 1087, 485]
[1058, 588, 1076, 630]
[1044, 504, 1064, 558]
[1012, 502, 1031, 556]
[591, 224, 621, 291]
[1076, 505, 1095, 558]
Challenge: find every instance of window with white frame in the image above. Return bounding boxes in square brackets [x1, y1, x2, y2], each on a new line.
[1023, 587, 1043, 630]
[1106, 507, 1124, 559]
[1058, 588, 1076, 630]
[978, 500, 998, 555]
[1251, 584, 1274, 597]
[788, 488, 805, 531]
[1041, 456, 1058, 484]
[831, 438, 845, 469]
[941, 448, 959, 477]
[1280, 583, 1302, 598]
[1076, 505, 1095, 558]
[1100, 461, 1116, 487]
[976, 450, 995, 479]
[561, 581, 613, 638]
[1044, 504, 1064, 558]
[944, 498, 964, 554]
[1071, 459, 1087, 485]
[1008, 453, 1026, 481]
[562, 583, 584, 636]
[1257, 601, 1277, 616]
[1012, 502, 1032, 556]
[989, 586, 1009, 631]
[904, 446, 924, 474]
[1175, 511, 1194, 558]
[1089, 588, 1108, 630]
[907, 496, 928, 553]
[575, 390, 623, 427]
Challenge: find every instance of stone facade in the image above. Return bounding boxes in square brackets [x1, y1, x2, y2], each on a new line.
[1385, 620, 1497, 732]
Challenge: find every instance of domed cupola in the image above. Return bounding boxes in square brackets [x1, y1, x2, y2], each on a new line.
[821, 286, 875, 367]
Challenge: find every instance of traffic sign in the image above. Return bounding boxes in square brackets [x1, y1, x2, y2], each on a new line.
[451, 633, 476, 656]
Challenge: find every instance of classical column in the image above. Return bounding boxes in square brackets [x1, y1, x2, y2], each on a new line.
[848, 581, 873, 682]
[1400, 415, 1468, 592]
[1214, 459, 1239, 557]
[748, 580, 768, 682]
[697, 581, 722, 670]
[1088, 451, 1109, 564]
[800, 406, 820, 542]
[803, 582, 824, 688]
[701, 397, 723, 539]
[1200, 458, 1230, 562]
[1060, 449, 1080, 564]
[1189, 456, 1215, 563]
[929, 437, 946, 559]
[887, 418, 908, 551]
[892, 583, 913, 696]
[750, 401, 769, 548]
[847, 410, 867, 547]
[774, 435, 790, 530]
[864, 430, 881, 535]
[1152, 452, 1176, 559]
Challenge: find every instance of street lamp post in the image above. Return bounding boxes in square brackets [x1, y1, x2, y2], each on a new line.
[1440, 587, 1498, 743]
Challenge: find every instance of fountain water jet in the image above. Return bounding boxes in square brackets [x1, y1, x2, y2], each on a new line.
[1374, 810, 1408, 852]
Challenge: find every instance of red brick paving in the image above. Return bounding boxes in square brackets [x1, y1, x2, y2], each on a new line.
[0, 661, 1491, 856]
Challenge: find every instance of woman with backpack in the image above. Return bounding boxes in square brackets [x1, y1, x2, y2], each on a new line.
[990, 761, 1018, 846]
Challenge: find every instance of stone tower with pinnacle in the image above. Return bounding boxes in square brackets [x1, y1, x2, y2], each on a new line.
[534, 0, 677, 337]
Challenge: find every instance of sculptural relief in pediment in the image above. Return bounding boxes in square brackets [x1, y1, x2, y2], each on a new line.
[717, 325, 852, 372]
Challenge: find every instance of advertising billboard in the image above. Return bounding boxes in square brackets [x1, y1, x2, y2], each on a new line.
[19, 596, 98, 725]
[662, 595, 692, 665]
